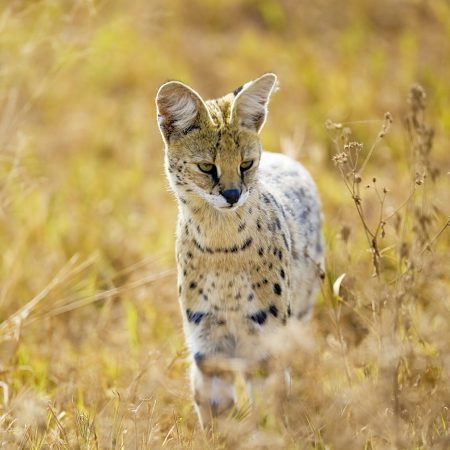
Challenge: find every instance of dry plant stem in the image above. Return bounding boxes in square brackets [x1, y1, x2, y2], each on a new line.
[0, 253, 96, 337]
[48, 404, 70, 447]
[320, 282, 353, 386]
[25, 268, 175, 325]
[422, 217, 450, 252]
[359, 135, 383, 174]
[333, 303, 352, 386]
[338, 164, 381, 278]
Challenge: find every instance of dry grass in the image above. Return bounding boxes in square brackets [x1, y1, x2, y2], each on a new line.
[1, 0, 449, 448]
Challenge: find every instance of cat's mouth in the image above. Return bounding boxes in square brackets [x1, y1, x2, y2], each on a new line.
[218, 191, 249, 212]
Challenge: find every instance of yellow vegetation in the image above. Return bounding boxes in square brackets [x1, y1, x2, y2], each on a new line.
[1, 0, 449, 448]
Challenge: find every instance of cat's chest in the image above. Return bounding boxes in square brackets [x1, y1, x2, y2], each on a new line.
[179, 255, 289, 312]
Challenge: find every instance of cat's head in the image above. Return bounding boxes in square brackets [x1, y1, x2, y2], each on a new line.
[156, 74, 277, 211]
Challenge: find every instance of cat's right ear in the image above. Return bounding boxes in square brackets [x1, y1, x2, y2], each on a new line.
[156, 81, 211, 144]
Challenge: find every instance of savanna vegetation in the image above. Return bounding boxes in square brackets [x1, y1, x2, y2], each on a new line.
[0, 0, 449, 448]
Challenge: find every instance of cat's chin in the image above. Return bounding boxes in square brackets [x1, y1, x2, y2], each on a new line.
[213, 193, 249, 212]
[217, 204, 242, 212]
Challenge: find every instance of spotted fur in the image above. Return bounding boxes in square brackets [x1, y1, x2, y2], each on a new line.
[156, 73, 324, 427]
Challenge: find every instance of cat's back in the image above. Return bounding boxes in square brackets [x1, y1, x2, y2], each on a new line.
[259, 151, 323, 259]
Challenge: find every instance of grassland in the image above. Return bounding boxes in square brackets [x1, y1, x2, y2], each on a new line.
[0, 0, 449, 448]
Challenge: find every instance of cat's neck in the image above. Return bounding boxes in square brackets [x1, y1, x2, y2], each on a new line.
[177, 188, 260, 248]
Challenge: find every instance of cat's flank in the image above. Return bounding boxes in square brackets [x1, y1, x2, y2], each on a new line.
[156, 73, 324, 427]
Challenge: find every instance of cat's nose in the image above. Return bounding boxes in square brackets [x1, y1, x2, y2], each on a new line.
[221, 188, 241, 205]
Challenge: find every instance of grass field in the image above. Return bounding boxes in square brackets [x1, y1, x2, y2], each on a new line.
[1, 0, 449, 448]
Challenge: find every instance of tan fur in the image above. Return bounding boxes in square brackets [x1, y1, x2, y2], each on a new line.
[156, 74, 324, 427]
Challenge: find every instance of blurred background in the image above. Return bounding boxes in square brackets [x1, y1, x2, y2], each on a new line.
[1, 0, 449, 448]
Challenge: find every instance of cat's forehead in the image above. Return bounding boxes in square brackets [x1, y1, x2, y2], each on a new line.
[205, 95, 235, 127]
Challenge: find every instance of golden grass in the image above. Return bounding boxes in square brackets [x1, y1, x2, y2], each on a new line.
[1, 0, 449, 448]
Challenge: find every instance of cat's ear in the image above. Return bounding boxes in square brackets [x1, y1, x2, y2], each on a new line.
[231, 73, 278, 133]
[156, 81, 211, 143]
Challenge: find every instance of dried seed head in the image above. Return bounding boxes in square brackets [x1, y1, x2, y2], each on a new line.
[325, 119, 342, 130]
[378, 112, 393, 138]
[332, 152, 348, 166]
[354, 173, 362, 183]
[344, 141, 364, 153]
[415, 172, 426, 185]
[408, 84, 427, 113]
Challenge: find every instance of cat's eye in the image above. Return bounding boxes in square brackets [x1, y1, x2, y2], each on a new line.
[240, 160, 253, 171]
[198, 162, 215, 173]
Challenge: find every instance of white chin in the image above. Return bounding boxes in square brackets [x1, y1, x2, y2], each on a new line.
[216, 193, 249, 211]
[196, 191, 249, 211]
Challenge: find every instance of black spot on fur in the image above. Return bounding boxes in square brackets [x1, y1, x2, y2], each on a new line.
[256, 219, 262, 230]
[248, 293, 254, 301]
[280, 269, 285, 279]
[194, 352, 204, 366]
[182, 123, 200, 135]
[193, 239, 204, 252]
[258, 247, 264, 256]
[214, 129, 222, 152]
[287, 304, 292, 317]
[269, 305, 278, 317]
[241, 237, 253, 250]
[189, 281, 197, 289]
[238, 222, 246, 232]
[249, 310, 267, 325]
[186, 309, 205, 324]
[187, 251, 193, 259]
[233, 85, 244, 96]
[273, 283, 282, 295]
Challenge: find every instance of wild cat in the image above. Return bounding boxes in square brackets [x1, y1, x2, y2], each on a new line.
[155, 73, 324, 427]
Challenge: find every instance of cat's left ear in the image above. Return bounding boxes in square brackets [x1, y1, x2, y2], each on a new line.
[231, 73, 278, 133]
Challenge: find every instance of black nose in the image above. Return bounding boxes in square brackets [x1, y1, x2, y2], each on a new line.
[222, 188, 241, 205]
